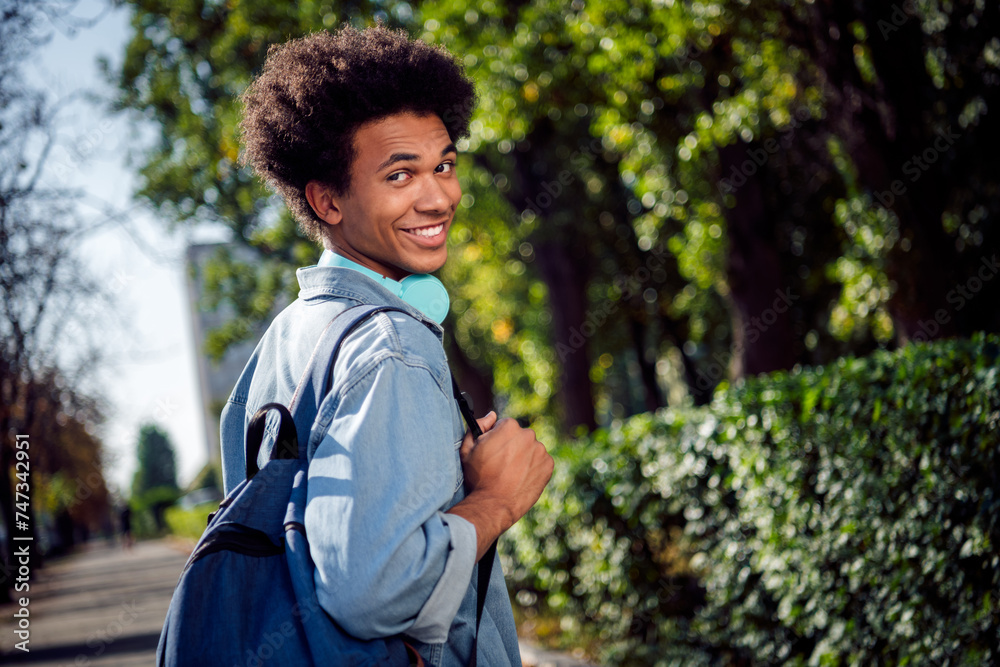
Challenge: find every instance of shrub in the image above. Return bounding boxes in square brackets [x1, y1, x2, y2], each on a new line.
[164, 503, 216, 541]
[502, 334, 1000, 666]
[130, 485, 182, 538]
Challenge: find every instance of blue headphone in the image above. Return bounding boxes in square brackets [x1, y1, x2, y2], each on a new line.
[318, 250, 450, 324]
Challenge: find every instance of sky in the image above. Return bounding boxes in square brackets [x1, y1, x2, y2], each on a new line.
[28, 0, 226, 493]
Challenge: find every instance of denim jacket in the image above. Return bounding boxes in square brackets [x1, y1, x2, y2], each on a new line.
[220, 265, 522, 667]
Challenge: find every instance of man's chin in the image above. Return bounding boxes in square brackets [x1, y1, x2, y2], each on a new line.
[402, 251, 447, 277]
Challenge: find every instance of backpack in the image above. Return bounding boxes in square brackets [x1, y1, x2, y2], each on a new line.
[157, 305, 435, 666]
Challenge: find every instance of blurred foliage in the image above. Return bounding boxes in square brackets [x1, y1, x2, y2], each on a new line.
[502, 333, 1000, 665]
[1, 0, 115, 580]
[130, 484, 182, 536]
[111, 3, 1000, 660]
[114, 0, 1000, 434]
[4, 365, 112, 545]
[129, 424, 183, 534]
[186, 460, 223, 493]
[131, 423, 179, 497]
[31, 418, 110, 530]
[164, 502, 216, 541]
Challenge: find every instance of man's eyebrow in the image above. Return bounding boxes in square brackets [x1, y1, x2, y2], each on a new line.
[376, 152, 418, 173]
[375, 144, 458, 174]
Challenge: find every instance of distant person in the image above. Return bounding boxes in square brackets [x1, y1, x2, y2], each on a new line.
[222, 24, 553, 666]
[119, 505, 133, 550]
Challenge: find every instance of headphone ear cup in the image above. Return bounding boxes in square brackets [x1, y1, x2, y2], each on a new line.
[398, 275, 450, 324]
[319, 249, 450, 323]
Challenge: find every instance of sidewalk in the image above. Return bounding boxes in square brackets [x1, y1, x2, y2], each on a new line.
[0, 538, 596, 666]
[0, 538, 187, 665]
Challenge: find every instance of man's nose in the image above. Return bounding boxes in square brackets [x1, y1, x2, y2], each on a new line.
[414, 175, 454, 214]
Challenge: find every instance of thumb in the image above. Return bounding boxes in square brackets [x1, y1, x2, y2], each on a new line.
[460, 411, 497, 458]
[476, 410, 498, 434]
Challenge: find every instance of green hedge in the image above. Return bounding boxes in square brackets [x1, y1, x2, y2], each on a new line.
[129, 485, 181, 538]
[502, 334, 999, 666]
[164, 503, 216, 541]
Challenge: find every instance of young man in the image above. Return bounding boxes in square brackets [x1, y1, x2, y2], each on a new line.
[221, 25, 553, 666]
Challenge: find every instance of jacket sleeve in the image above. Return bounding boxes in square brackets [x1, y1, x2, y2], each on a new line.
[305, 355, 476, 643]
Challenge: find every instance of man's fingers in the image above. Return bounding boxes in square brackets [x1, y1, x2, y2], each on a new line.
[460, 411, 497, 458]
[476, 411, 498, 434]
[460, 430, 475, 458]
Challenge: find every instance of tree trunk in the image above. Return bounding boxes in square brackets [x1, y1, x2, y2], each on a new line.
[630, 317, 664, 413]
[533, 240, 598, 432]
[501, 118, 599, 433]
[855, 3, 960, 342]
[721, 143, 797, 377]
[786, 1, 966, 343]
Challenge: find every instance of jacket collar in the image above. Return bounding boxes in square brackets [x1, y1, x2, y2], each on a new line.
[295, 265, 444, 339]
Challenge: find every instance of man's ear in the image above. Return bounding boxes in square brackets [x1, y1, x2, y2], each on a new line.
[305, 181, 343, 226]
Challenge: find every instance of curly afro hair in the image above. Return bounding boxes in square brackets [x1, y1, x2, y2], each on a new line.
[239, 25, 477, 243]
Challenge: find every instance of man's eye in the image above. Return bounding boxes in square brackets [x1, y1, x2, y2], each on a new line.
[436, 161, 455, 174]
[387, 171, 410, 182]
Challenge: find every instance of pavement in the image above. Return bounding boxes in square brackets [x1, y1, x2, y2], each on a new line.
[0, 538, 186, 666]
[0, 538, 596, 666]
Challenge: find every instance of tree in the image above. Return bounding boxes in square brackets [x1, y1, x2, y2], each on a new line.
[130, 423, 179, 532]
[0, 0, 114, 598]
[23, 367, 110, 553]
[113, 0, 999, 437]
[779, 0, 1000, 342]
[187, 460, 222, 494]
[113, 0, 700, 432]
[131, 423, 178, 496]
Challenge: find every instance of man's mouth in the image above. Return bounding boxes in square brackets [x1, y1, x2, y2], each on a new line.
[402, 223, 445, 238]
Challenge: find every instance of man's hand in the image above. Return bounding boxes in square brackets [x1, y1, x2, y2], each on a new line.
[447, 412, 554, 560]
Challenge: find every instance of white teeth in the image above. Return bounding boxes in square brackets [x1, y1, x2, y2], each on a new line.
[408, 224, 444, 238]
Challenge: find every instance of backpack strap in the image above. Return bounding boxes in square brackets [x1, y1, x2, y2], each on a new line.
[276, 304, 494, 660]
[451, 376, 496, 667]
[286, 304, 411, 459]
[245, 304, 407, 478]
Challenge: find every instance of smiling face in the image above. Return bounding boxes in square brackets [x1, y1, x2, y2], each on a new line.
[305, 112, 461, 281]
